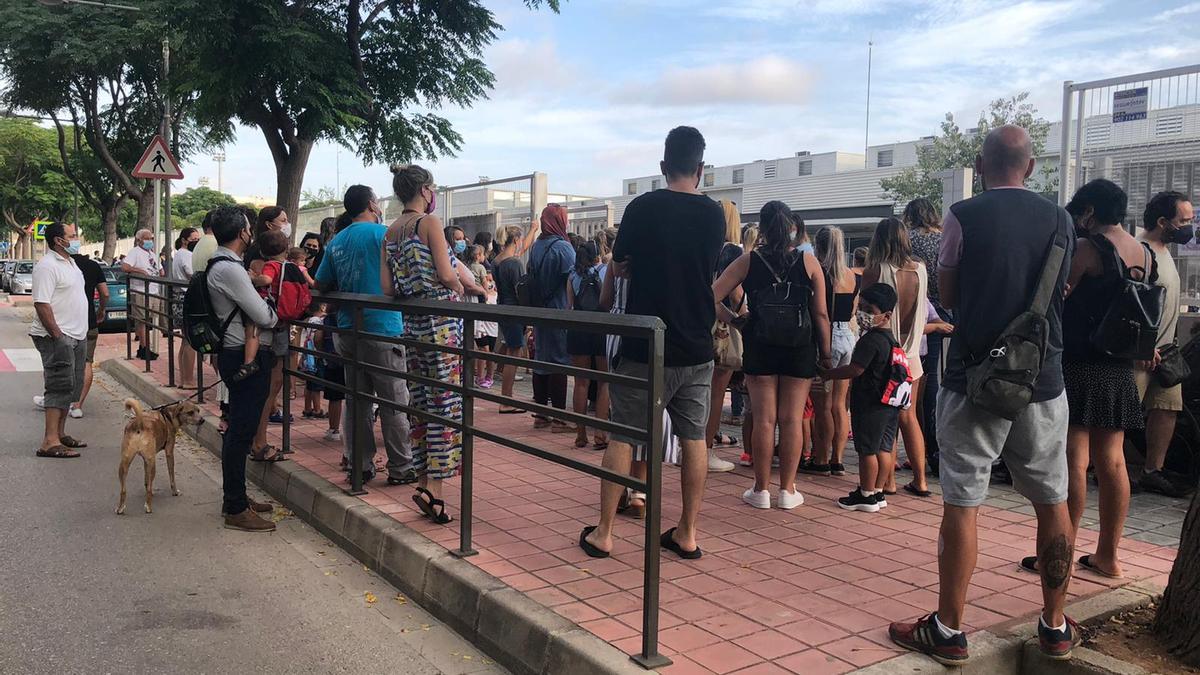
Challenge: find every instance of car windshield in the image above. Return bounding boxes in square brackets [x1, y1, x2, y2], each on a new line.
[103, 268, 127, 284]
[16, 263, 33, 273]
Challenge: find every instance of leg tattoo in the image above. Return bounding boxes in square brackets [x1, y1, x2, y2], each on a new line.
[1041, 534, 1072, 590]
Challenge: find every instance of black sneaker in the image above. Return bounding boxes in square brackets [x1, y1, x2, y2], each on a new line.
[889, 613, 969, 666]
[1140, 470, 1191, 498]
[1038, 615, 1081, 660]
[838, 488, 880, 512]
[830, 462, 846, 476]
[875, 491, 888, 509]
[801, 462, 832, 476]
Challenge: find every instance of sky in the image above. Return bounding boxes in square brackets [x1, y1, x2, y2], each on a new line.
[172, 0, 1200, 205]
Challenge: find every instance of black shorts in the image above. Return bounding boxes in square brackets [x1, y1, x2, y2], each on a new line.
[742, 338, 817, 379]
[566, 330, 605, 358]
[475, 336, 497, 351]
[322, 361, 346, 402]
[851, 404, 900, 456]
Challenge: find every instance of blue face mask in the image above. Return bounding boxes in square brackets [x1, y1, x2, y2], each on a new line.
[453, 240, 467, 254]
[66, 240, 82, 255]
[142, 240, 155, 251]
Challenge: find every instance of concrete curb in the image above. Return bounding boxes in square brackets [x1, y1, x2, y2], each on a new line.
[101, 358, 650, 675]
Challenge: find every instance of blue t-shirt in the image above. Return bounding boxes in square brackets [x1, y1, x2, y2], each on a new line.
[315, 221, 403, 337]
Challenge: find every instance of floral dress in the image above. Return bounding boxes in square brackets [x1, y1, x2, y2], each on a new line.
[386, 220, 463, 480]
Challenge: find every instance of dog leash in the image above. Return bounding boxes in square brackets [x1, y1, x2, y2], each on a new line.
[149, 380, 223, 411]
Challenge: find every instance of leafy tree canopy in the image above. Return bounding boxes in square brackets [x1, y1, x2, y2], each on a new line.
[880, 93, 1055, 211]
[301, 186, 342, 210]
[172, 186, 236, 218]
[0, 118, 75, 236]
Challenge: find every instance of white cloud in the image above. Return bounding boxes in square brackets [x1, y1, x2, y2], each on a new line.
[486, 38, 578, 95]
[611, 56, 814, 106]
[1155, 2, 1200, 21]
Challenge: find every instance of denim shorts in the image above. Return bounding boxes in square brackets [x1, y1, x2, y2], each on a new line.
[32, 334, 86, 409]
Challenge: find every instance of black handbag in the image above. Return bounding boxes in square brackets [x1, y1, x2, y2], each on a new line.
[1154, 342, 1191, 388]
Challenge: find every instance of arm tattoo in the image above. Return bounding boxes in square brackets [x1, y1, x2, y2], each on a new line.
[1040, 534, 1073, 590]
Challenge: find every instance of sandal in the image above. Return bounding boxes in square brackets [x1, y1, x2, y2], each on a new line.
[660, 527, 702, 560]
[551, 422, 576, 434]
[499, 406, 526, 415]
[713, 433, 738, 447]
[616, 490, 646, 520]
[412, 487, 453, 524]
[1078, 554, 1122, 579]
[36, 444, 79, 458]
[903, 483, 932, 498]
[574, 435, 589, 449]
[578, 525, 610, 559]
[60, 435, 88, 449]
[250, 445, 287, 462]
[1019, 556, 1039, 574]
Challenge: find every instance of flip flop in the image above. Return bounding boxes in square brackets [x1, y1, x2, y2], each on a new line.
[660, 527, 702, 560]
[713, 433, 738, 447]
[499, 407, 526, 415]
[903, 483, 932, 498]
[578, 525, 610, 559]
[1019, 556, 1039, 574]
[250, 446, 287, 462]
[412, 487, 453, 524]
[1077, 554, 1122, 579]
[35, 444, 79, 458]
[60, 435, 87, 449]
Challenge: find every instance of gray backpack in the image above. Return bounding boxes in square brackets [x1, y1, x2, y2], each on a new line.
[965, 235, 1067, 421]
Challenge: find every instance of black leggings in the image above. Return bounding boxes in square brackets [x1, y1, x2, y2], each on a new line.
[532, 373, 568, 410]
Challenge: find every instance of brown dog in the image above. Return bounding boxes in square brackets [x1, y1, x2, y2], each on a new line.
[116, 398, 204, 515]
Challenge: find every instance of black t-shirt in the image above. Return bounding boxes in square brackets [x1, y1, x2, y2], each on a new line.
[613, 189, 724, 366]
[850, 328, 894, 412]
[72, 253, 106, 330]
[495, 256, 524, 306]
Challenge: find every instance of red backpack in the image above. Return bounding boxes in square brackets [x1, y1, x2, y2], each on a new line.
[880, 339, 913, 410]
[263, 260, 312, 322]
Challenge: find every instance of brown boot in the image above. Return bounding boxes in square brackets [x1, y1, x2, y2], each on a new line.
[248, 497, 274, 513]
[224, 508, 276, 532]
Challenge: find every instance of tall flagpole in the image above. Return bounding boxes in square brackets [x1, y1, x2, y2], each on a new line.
[865, 39, 873, 160]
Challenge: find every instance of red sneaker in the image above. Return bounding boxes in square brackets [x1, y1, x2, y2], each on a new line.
[889, 613, 969, 666]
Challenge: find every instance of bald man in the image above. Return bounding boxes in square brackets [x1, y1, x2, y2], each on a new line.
[889, 125, 1082, 664]
[122, 228, 162, 360]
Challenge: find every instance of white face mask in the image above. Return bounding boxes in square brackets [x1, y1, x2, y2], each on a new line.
[856, 310, 877, 333]
[279, 222, 292, 238]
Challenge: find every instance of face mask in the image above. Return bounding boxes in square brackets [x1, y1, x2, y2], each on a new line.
[66, 240, 81, 255]
[856, 310, 876, 333]
[239, 229, 251, 246]
[424, 188, 437, 215]
[142, 240, 155, 251]
[186, 240, 199, 252]
[453, 240, 467, 254]
[279, 222, 292, 238]
[1170, 223, 1195, 245]
[304, 247, 318, 257]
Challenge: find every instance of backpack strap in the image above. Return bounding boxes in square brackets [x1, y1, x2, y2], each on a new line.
[754, 250, 791, 284]
[1031, 233, 1068, 316]
[204, 256, 241, 338]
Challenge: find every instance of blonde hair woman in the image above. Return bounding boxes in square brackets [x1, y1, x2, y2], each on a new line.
[704, 201, 744, 472]
[863, 217, 931, 498]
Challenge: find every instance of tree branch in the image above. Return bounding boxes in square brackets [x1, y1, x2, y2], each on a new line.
[75, 77, 142, 200]
[50, 113, 99, 206]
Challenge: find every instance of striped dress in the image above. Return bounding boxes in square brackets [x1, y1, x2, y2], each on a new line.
[386, 224, 463, 480]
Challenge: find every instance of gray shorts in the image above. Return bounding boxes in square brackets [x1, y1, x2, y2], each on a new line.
[32, 334, 86, 410]
[937, 388, 1068, 508]
[610, 359, 713, 446]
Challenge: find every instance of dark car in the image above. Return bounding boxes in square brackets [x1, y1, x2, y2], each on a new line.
[98, 266, 129, 332]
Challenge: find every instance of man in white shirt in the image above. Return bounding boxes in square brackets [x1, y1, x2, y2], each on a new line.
[121, 228, 162, 360]
[30, 222, 90, 458]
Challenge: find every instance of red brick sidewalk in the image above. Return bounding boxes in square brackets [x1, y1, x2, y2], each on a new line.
[99, 334, 1178, 674]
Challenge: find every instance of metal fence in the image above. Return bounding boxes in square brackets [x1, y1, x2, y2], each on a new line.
[126, 272, 673, 669]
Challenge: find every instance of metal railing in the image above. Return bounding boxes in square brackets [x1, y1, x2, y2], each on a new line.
[126, 275, 207, 400]
[127, 272, 672, 669]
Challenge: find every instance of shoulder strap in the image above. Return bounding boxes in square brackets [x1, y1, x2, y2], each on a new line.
[1031, 234, 1067, 316]
[753, 250, 783, 283]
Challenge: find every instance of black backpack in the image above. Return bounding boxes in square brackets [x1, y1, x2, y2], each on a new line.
[181, 256, 238, 355]
[574, 268, 603, 312]
[748, 250, 812, 348]
[1090, 242, 1164, 361]
[966, 233, 1066, 421]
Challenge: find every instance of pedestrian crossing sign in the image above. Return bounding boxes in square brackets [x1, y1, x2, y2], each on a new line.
[32, 220, 51, 241]
[131, 134, 184, 180]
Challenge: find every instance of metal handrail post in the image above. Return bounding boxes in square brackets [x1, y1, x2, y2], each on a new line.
[633, 325, 670, 670]
[125, 294, 132, 360]
[453, 316, 478, 558]
[165, 289, 176, 388]
[282, 319, 292, 455]
[141, 286, 151, 373]
[347, 307, 366, 496]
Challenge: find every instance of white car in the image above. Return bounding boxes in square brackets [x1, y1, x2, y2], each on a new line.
[8, 261, 33, 294]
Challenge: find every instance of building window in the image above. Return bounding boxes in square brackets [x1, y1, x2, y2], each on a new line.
[1156, 115, 1184, 137]
[798, 160, 812, 176]
[704, 173, 714, 187]
[877, 149, 893, 168]
[763, 164, 777, 179]
[732, 168, 744, 184]
[651, 179, 661, 191]
[1085, 124, 1111, 147]
[626, 182, 637, 195]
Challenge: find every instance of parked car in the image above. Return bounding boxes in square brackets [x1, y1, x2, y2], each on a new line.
[98, 266, 128, 332]
[8, 261, 34, 294]
[0, 260, 18, 292]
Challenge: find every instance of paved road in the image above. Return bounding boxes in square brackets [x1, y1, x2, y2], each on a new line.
[0, 302, 506, 675]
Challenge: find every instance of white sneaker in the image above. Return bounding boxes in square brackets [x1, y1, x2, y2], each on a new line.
[777, 487, 805, 510]
[324, 429, 342, 442]
[514, 374, 525, 381]
[708, 449, 735, 473]
[742, 488, 772, 509]
[33, 395, 45, 409]
[68, 406, 83, 419]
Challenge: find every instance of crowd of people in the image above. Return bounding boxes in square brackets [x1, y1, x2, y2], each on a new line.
[24, 122, 1196, 666]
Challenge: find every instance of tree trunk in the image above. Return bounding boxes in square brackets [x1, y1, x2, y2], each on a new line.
[1154, 487, 1200, 665]
[274, 138, 313, 244]
[134, 190, 155, 235]
[101, 199, 122, 261]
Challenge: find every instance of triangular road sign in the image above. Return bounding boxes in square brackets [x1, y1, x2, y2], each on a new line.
[131, 134, 184, 180]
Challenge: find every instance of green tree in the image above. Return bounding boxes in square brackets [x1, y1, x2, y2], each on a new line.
[0, 118, 76, 257]
[301, 186, 342, 210]
[880, 93, 1053, 211]
[172, 186, 236, 219]
[175, 0, 560, 230]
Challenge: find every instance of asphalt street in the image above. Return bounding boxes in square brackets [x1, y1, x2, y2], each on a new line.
[0, 302, 506, 675]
